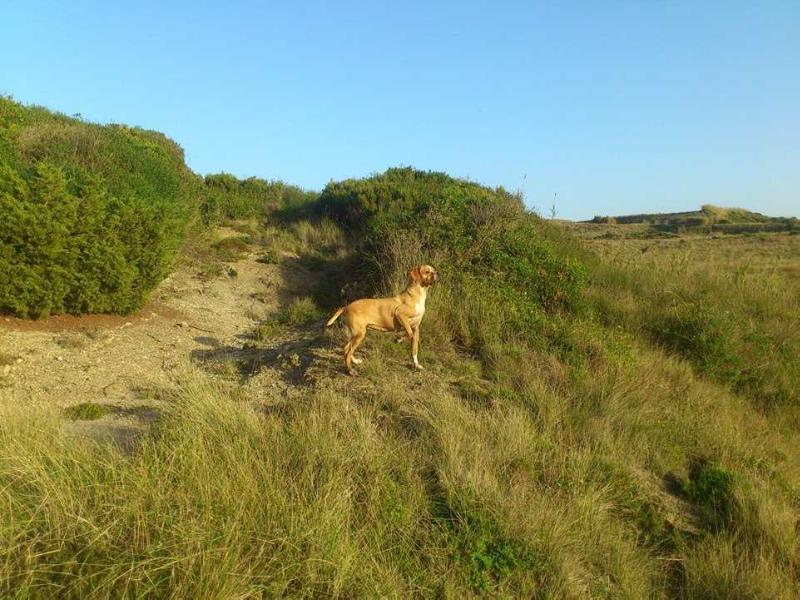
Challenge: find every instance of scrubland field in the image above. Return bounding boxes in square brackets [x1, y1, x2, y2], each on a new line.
[1, 98, 799, 598]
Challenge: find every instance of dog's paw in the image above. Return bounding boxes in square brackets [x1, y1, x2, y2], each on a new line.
[351, 357, 363, 365]
[413, 363, 425, 371]
[348, 369, 358, 377]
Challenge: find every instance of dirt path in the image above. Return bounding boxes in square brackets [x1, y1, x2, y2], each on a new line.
[0, 233, 322, 445]
[1, 255, 280, 401]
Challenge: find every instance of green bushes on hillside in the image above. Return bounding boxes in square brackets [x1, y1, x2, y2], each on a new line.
[318, 168, 587, 360]
[0, 97, 321, 318]
[201, 173, 317, 224]
[0, 97, 197, 318]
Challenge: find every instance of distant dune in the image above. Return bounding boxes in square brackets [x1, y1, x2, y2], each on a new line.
[587, 205, 799, 234]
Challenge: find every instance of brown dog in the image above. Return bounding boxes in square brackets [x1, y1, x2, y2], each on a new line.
[326, 265, 439, 375]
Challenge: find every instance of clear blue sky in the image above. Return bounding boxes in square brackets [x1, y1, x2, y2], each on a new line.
[3, 1, 798, 220]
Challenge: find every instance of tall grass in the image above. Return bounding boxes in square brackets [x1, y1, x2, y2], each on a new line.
[2, 164, 798, 596]
[3, 338, 798, 597]
[584, 235, 800, 412]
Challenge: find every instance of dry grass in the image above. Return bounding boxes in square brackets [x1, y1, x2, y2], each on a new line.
[1, 219, 798, 597]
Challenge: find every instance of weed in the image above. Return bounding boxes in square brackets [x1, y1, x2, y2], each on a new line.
[279, 297, 321, 326]
[211, 236, 249, 261]
[685, 460, 739, 532]
[63, 402, 110, 421]
[55, 333, 87, 350]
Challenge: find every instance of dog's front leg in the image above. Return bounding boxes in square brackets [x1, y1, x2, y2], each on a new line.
[395, 314, 419, 369]
[411, 325, 423, 370]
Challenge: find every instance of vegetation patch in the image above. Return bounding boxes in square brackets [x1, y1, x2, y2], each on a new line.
[279, 297, 322, 326]
[63, 402, 110, 421]
[201, 172, 316, 224]
[211, 236, 250, 261]
[455, 520, 549, 593]
[684, 460, 740, 532]
[653, 302, 744, 385]
[0, 98, 200, 318]
[250, 297, 322, 342]
[316, 168, 588, 368]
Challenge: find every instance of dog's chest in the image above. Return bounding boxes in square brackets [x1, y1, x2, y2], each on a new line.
[409, 295, 426, 324]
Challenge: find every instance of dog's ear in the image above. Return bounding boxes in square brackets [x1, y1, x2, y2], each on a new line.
[409, 266, 422, 284]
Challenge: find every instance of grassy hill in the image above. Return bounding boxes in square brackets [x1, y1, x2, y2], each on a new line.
[590, 205, 799, 235]
[1, 103, 799, 597]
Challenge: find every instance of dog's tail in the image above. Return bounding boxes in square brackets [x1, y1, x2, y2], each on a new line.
[325, 307, 345, 327]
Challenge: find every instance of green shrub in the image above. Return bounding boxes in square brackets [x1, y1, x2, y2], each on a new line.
[0, 97, 197, 318]
[317, 168, 587, 358]
[201, 173, 317, 224]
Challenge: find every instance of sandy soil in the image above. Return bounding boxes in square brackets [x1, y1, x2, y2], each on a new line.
[0, 251, 280, 401]
[0, 232, 333, 446]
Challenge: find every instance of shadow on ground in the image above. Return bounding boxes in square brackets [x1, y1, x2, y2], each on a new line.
[276, 252, 370, 311]
[191, 327, 343, 385]
[191, 239, 371, 385]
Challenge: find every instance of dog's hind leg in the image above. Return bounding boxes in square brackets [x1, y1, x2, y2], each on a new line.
[345, 329, 366, 376]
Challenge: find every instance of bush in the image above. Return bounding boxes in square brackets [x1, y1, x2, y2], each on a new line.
[317, 168, 587, 356]
[201, 173, 317, 224]
[0, 98, 197, 318]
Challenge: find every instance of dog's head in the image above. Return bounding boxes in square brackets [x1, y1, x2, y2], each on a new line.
[409, 264, 439, 287]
